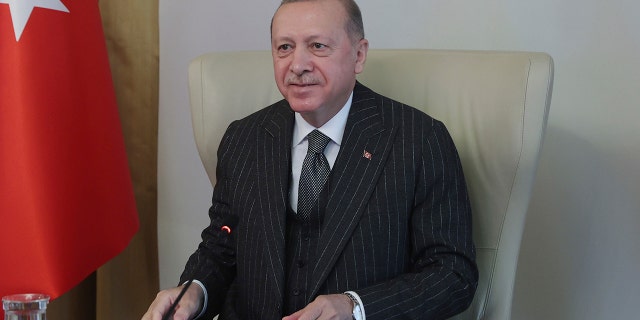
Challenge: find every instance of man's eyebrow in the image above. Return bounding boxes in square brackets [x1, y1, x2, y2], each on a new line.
[272, 34, 331, 43]
[272, 35, 293, 43]
[302, 35, 337, 48]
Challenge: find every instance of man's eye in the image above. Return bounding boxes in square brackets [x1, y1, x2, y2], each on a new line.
[278, 44, 292, 51]
[312, 43, 327, 49]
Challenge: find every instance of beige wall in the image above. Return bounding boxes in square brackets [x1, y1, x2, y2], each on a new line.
[158, 1, 640, 319]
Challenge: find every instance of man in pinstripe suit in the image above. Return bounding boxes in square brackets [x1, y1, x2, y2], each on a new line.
[143, 0, 477, 319]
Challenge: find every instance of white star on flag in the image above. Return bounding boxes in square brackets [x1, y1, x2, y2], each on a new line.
[0, 0, 69, 41]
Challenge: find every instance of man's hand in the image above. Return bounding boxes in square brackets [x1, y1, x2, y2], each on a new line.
[282, 294, 353, 320]
[141, 283, 203, 320]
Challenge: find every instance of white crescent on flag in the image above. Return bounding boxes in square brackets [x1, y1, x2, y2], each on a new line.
[0, 0, 69, 41]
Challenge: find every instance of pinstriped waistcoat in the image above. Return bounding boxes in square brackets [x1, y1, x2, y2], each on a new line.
[284, 178, 331, 314]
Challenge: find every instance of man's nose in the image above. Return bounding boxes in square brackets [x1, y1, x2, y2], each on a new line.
[290, 48, 313, 75]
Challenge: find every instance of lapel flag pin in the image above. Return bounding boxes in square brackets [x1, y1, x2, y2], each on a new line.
[363, 150, 372, 160]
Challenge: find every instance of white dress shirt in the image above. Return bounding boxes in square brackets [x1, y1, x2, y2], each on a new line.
[289, 93, 352, 211]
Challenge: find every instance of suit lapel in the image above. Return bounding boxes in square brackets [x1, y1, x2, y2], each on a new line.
[255, 102, 293, 308]
[309, 83, 398, 297]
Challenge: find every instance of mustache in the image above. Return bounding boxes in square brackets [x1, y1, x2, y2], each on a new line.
[286, 74, 320, 85]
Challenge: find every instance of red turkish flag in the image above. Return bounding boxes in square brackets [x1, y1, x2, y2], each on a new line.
[0, 0, 139, 299]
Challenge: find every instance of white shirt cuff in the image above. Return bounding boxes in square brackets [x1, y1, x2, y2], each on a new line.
[344, 291, 366, 320]
[188, 279, 208, 319]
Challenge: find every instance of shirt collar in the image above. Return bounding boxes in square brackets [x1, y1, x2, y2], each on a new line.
[293, 92, 352, 147]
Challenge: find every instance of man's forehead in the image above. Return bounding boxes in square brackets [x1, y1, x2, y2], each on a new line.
[272, 2, 346, 35]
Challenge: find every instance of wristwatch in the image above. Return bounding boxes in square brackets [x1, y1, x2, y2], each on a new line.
[343, 291, 363, 320]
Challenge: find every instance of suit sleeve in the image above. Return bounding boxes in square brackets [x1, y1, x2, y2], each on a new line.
[357, 120, 478, 320]
[179, 121, 240, 318]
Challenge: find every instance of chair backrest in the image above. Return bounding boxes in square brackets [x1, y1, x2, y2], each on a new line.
[188, 49, 554, 320]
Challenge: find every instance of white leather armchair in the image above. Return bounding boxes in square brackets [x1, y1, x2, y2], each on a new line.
[188, 49, 554, 320]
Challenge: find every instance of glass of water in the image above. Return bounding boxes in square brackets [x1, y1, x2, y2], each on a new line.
[2, 294, 49, 320]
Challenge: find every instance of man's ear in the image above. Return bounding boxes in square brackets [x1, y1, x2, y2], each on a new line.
[354, 38, 369, 74]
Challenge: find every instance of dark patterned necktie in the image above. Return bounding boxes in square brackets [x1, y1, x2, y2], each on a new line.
[297, 129, 331, 221]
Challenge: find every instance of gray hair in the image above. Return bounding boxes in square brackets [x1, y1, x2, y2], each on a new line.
[272, 0, 365, 41]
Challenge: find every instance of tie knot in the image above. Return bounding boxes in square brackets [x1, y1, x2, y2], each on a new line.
[306, 130, 331, 154]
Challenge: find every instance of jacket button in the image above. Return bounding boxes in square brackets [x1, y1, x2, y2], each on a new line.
[293, 289, 301, 296]
[296, 260, 305, 268]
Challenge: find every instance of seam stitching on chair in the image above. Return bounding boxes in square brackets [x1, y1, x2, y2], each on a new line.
[482, 57, 533, 319]
[199, 59, 206, 145]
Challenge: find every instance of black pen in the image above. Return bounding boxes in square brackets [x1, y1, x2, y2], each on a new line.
[162, 279, 194, 320]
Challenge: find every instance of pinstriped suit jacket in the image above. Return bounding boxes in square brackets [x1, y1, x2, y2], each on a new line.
[181, 82, 478, 320]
